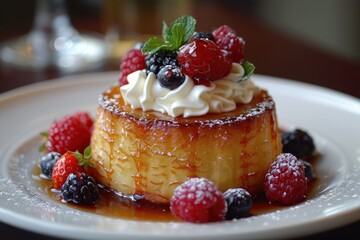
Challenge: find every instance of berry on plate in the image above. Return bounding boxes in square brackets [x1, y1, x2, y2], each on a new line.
[39, 151, 61, 179]
[52, 146, 95, 189]
[61, 172, 99, 205]
[264, 153, 307, 205]
[281, 128, 316, 160]
[170, 177, 227, 223]
[223, 188, 252, 220]
[44, 111, 93, 155]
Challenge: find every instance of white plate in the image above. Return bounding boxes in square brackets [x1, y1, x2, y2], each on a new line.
[1, 72, 360, 240]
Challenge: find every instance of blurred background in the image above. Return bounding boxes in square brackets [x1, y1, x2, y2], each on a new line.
[0, 0, 359, 98]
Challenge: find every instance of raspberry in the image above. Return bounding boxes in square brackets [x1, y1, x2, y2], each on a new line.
[213, 25, 245, 63]
[215, 33, 245, 63]
[61, 172, 99, 205]
[170, 177, 227, 223]
[264, 153, 307, 205]
[39, 151, 61, 179]
[282, 128, 316, 160]
[72, 111, 93, 130]
[212, 25, 236, 38]
[223, 188, 252, 220]
[46, 113, 92, 155]
[178, 39, 232, 81]
[119, 48, 146, 86]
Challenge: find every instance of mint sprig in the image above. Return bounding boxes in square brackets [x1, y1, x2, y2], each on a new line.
[239, 61, 255, 82]
[142, 16, 196, 55]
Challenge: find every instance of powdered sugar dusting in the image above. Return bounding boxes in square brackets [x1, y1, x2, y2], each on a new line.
[1, 131, 360, 239]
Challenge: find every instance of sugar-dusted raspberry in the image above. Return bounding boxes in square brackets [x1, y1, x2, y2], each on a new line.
[264, 153, 307, 205]
[215, 33, 245, 63]
[46, 113, 92, 155]
[170, 177, 227, 223]
[178, 39, 232, 81]
[212, 25, 236, 38]
[119, 48, 146, 86]
[72, 111, 93, 130]
[213, 25, 245, 63]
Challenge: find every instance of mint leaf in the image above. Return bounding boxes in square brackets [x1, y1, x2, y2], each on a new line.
[166, 23, 185, 50]
[142, 37, 167, 55]
[142, 15, 196, 55]
[172, 16, 196, 42]
[162, 21, 169, 40]
[239, 61, 255, 82]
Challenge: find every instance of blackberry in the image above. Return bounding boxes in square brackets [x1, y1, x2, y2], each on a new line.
[145, 50, 178, 76]
[158, 65, 185, 90]
[39, 151, 61, 179]
[223, 188, 252, 220]
[61, 172, 99, 205]
[282, 128, 316, 160]
[192, 32, 215, 41]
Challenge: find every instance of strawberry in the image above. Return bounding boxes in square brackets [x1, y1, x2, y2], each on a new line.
[52, 146, 95, 189]
[43, 111, 93, 155]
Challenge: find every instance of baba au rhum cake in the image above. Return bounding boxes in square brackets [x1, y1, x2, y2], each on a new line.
[90, 16, 282, 204]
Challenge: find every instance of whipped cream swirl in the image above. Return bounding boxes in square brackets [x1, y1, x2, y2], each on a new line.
[120, 63, 260, 118]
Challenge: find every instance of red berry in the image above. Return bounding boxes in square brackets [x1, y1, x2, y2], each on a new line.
[46, 113, 92, 155]
[212, 25, 236, 38]
[213, 25, 245, 63]
[178, 39, 232, 81]
[215, 33, 245, 62]
[170, 177, 227, 223]
[264, 153, 307, 205]
[119, 48, 146, 86]
[52, 149, 94, 189]
[72, 112, 93, 130]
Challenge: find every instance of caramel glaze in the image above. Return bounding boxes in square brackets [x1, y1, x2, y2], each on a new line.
[90, 85, 283, 204]
[33, 163, 319, 222]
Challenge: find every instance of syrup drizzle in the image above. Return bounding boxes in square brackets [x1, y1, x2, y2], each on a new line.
[32, 160, 319, 222]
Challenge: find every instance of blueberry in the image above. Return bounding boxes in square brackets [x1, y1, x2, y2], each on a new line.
[158, 65, 185, 90]
[192, 32, 215, 41]
[224, 188, 252, 220]
[40, 152, 61, 179]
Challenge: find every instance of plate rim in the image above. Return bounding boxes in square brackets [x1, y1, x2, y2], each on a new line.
[1, 72, 360, 240]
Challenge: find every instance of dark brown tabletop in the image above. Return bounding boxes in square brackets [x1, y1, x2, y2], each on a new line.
[1, 1, 359, 240]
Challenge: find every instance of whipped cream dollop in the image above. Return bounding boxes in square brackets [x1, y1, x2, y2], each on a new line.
[120, 63, 260, 118]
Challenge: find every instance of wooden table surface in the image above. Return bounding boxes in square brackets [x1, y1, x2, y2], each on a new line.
[0, 1, 359, 240]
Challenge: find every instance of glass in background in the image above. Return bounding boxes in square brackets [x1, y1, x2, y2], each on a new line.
[101, 0, 194, 61]
[0, 0, 108, 72]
